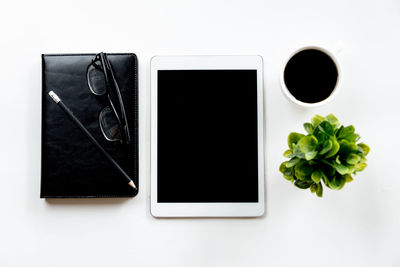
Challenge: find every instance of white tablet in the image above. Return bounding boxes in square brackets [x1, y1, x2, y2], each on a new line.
[150, 55, 264, 217]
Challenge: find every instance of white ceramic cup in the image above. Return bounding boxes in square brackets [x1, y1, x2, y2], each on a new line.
[280, 45, 342, 108]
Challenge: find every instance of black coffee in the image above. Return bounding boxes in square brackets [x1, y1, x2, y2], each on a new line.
[284, 49, 338, 103]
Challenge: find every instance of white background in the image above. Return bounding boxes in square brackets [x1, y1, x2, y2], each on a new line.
[0, 0, 399, 266]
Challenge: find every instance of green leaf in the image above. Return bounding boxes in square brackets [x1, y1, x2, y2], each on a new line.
[325, 138, 340, 158]
[310, 183, 317, 193]
[305, 151, 318, 160]
[326, 114, 339, 128]
[355, 163, 367, 172]
[292, 146, 306, 159]
[335, 155, 341, 164]
[298, 136, 318, 153]
[285, 157, 301, 168]
[311, 170, 322, 183]
[287, 132, 305, 149]
[338, 139, 358, 155]
[330, 175, 346, 190]
[344, 133, 360, 143]
[311, 115, 324, 127]
[347, 164, 355, 174]
[318, 121, 334, 136]
[337, 125, 359, 142]
[359, 154, 367, 163]
[319, 140, 333, 155]
[346, 153, 361, 165]
[358, 143, 370, 156]
[337, 176, 346, 190]
[316, 182, 323, 197]
[333, 162, 350, 175]
[279, 162, 294, 181]
[338, 125, 355, 138]
[344, 174, 354, 182]
[335, 125, 344, 137]
[294, 162, 314, 180]
[329, 177, 338, 189]
[303, 123, 314, 134]
[279, 162, 288, 173]
[283, 149, 294, 158]
[283, 174, 294, 182]
[321, 171, 330, 188]
[294, 180, 312, 189]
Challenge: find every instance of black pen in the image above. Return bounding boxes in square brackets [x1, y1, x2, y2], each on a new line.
[48, 90, 137, 189]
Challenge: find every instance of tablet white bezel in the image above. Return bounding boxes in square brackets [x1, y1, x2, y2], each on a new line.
[150, 55, 265, 217]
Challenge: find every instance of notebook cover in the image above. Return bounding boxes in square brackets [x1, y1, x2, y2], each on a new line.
[41, 53, 138, 198]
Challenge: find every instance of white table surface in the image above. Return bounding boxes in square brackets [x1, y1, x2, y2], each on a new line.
[1, 0, 399, 266]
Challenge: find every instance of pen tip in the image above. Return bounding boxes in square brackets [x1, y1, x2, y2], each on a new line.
[128, 180, 137, 189]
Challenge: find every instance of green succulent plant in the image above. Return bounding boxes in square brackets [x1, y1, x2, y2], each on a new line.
[279, 114, 370, 197]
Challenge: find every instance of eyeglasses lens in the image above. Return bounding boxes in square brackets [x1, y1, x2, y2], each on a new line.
[87, 62, 107, 95]
[99, 106, 122, 141]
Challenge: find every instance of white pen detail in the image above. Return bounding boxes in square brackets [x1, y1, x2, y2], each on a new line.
[48, 91, 61, 103]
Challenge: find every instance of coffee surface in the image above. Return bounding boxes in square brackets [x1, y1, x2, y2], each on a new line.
[284, 49, 338, 103]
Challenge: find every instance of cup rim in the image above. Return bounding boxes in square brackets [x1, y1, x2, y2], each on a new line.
[280, 45, 342, 108]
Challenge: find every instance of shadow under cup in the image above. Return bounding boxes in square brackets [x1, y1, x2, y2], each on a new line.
[283, 48, 339, 105]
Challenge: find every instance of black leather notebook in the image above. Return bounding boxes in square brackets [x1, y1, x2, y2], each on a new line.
[41, 53, 138, 198]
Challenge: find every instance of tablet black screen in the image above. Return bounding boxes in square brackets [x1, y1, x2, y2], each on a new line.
[157, 70, 259, 202]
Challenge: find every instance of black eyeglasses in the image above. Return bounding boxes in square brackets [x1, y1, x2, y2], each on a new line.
[86, 52, 131, 144]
